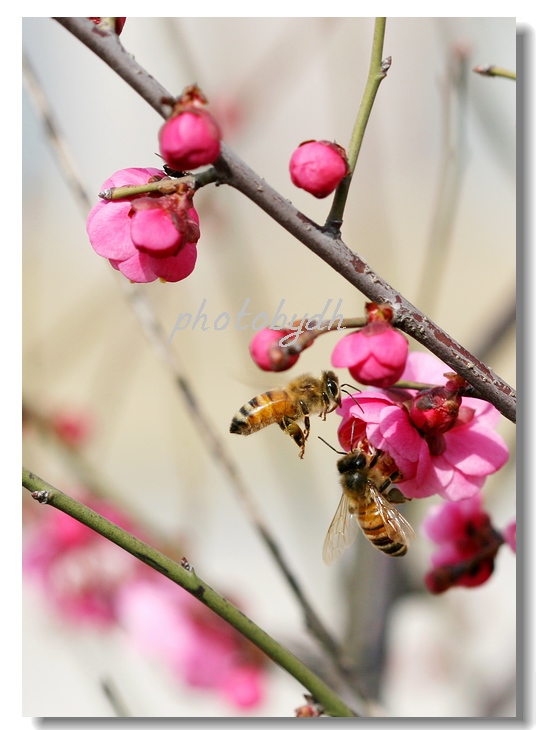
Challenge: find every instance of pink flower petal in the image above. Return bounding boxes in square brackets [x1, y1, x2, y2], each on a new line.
[148, 242, 198, 283]
[130, 207, 182, 257]
[115, 251, 159, 283]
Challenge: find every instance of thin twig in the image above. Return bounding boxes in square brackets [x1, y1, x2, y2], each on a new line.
[326, 17, 389, 231]
[24, 26, 358, 693]
[53, 16, 516, 424]
[22, 469, 358, 718]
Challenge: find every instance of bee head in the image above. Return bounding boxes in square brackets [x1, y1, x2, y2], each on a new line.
[322, 370, 341, 408]
[337, 450, 367, 474]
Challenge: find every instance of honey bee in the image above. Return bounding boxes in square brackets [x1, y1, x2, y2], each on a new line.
[229, 371, 341, 458]
[322, 441, 415, 563]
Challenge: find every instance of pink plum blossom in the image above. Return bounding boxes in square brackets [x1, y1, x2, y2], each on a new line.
[115, 576, 266, 710]
[332, 325, 408, 388]
[331, 301, 408, 387]
[337, 352, 509, 501]
[249, 328, 301, 371]
[23, 494, 148, 627]
[289, 140, 348, 198]
[86, 167, 199, 283]
[421, 493, 504, 592]
[50, 408, 93, 447]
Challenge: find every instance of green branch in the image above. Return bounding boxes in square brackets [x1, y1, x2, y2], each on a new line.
[22, 467, 356, 717]
[326, 17, 389, 230]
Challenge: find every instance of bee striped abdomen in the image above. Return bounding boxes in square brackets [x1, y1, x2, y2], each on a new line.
[357, 503, 407, 556]
[230, 390, 293, 435]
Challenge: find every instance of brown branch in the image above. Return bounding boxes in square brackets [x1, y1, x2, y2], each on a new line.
[53, 15, 516, 426]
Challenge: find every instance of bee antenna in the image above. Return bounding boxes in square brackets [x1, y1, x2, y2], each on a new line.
[317, 436, 346, 455]
[340, 386, 364, 413]
[341, 383, 361, 392]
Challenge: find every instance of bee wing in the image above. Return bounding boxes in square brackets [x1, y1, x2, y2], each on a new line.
[370, 489, 416, 545]
[322, 493, 360, 565]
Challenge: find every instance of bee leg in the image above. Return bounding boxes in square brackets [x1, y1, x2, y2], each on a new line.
[298, 401, 311, 456]
[384, 487, 410, 504]
[279, 417, 306, 458]
[320, 392, 330, 420]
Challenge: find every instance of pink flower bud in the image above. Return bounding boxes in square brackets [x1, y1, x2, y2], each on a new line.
[408, 386, 462, 435]
[159, 108, 221, 171]
[289, 140, 348, 198]
[249, 328, 300, 372]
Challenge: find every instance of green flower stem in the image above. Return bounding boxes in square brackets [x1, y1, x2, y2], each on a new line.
[326, 18, 389, 231]
[22, 468, 356, 718]
[99, 168, 218, 200]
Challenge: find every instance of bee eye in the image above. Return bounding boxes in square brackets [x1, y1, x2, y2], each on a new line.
[327, 380, 339, 397]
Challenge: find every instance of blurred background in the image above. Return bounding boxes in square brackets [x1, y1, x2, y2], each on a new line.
[22, 17, 516, 718]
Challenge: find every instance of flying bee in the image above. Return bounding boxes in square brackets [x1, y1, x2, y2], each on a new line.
[229, 371, 341, 458]
[322, 439, 415, 563]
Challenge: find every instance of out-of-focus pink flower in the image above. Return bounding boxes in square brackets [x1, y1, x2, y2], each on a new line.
[422, 494, 504, 592]
[331, 303, 408, 388]
[50, 409, 93, 447]
[337, 352, 509, 501]
[23, 495, 148, 627]
[87, 167, 199, 283]
[115, 576, 266, 709]
[503, 519, 516, 552]
[249, 328, 301, 372]
[289, 140, 348, 198]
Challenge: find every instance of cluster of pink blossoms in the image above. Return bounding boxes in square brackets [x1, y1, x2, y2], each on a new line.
[337, 351, 509, 502]
[23, 494, 266, 709]
[88, 88, 351, 284]
[246, 298, 512, 593]
[336, 350, 512, 592]
[87, 85, 221, 284]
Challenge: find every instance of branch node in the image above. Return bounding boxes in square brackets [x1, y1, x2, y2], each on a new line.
[31, 490, 51, 504]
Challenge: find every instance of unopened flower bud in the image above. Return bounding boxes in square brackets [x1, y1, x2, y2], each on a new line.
[289, 140, 348, 198]
[159, 107, 221, 171]
[409, 386, 462, 435]
[249, 328, 300, 372]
